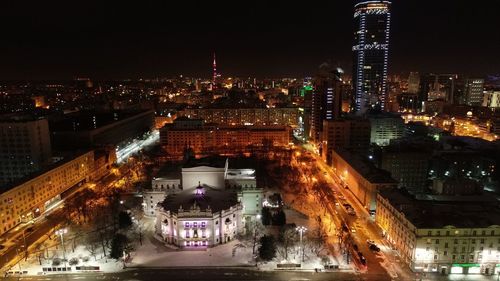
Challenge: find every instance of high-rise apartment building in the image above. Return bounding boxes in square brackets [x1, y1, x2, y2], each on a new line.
[321, 118, 371, 164]
[407, 72, 420, 94]
[464, 78, 484, 106]
[0, 117, 52, 185]
[352, 0, 391, 114]
[310, 63, 343, 142]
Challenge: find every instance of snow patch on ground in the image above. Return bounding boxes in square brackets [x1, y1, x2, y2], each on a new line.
[128, 235, 254, 267]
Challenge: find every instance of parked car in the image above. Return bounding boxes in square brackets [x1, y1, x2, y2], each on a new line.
[369, 244, 381, 252]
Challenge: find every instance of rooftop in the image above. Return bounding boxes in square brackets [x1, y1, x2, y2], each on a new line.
[379, 188, 500, 229]
[183, 156, 227, 169]
[160, 184, 239, 214]
[49, 110, 152, 132]
[335, 148, 396, 184]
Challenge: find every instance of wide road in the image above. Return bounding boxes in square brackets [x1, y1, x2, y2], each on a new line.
[5, 268, 500, 281]
[0, 208, 64, 270]
[3, 268, 391, 281]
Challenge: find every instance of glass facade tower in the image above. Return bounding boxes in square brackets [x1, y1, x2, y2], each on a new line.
[353, 0, 391, 114]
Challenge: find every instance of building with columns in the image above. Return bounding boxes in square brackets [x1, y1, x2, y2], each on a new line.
[153, 156, 263, 249]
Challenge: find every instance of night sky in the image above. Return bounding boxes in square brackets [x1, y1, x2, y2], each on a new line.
[0, 1, 499, 80]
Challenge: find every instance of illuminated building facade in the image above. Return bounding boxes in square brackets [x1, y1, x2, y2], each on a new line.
[154, 157, 262, 249]
[160, 117, 291, 156]
[331, 148, 397, 212]
[352, 0, 391, 114]
[0, 151, 94, 235]
[377, 188, 500, 275]
[482, 90, 500, 108]
[178, 107, 299, 127]
[464, 78, 485, 106]
[368, 112, 404, 146]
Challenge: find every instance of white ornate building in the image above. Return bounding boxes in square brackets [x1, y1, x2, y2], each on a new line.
[153, 156, 263, 249]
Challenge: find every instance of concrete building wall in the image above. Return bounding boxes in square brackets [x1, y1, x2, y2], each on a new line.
[181, 167, 225, 190]
[369, 116, 405, 146]
[143, 190, 166, 217]
[331, 150, 396, 211]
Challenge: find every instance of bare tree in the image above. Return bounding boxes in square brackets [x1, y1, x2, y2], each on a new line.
[307, 225, 328, 256]
[246, 219, 265, 255]
[278, 227, 298, 261]
[85, 232, 100, 261]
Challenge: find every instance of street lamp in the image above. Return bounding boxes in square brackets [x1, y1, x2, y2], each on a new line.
[15, 248, 23, 274]
[55, 228, 68, 270]
[296, 226, 307, 262]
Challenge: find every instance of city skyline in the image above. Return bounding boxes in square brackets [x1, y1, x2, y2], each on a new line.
[0, 0, 499, 80]
[1, 1, 500, 279]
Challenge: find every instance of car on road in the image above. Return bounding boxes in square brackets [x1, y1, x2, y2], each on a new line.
[342, 224, 349, 232]
[369, 244, 381, 252]
[366, 239, 375, 245]
[359, 253, 367, 265]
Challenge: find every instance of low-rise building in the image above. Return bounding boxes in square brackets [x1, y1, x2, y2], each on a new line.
[376, 188, 500, 275]
[331, 148, 397, 212]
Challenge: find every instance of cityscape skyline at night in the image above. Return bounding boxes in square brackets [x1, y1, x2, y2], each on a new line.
[1, 1, 500, 280]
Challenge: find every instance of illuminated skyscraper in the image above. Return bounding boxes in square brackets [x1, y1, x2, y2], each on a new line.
[310, 63, 343, 143]
[352, 0, 391, 114]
